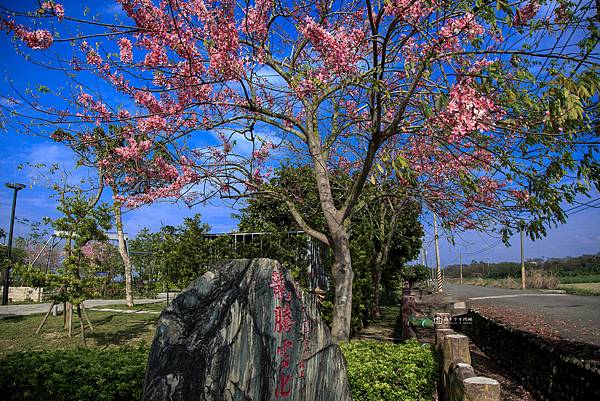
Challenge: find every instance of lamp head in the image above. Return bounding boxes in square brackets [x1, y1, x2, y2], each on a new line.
[5, 182, 26, 191]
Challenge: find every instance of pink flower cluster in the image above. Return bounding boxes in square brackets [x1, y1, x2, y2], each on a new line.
[114, 136, 153, 161]
[435, 78, 504, 142]
[137, 116, 168, 133]
[133, 90, 163, 114]
[42, 2, 65, 22]
[299, 17, 366, 76]
[509, 189, 531, 202]
[440, 13, 485, 41]
[118, 157, 200, 208]
[402, 13, 484, 62]
[514, 1, 540, 26]
[385, 0, 434, 22]
[118, 38, 133, 63]
[243, 0, 272, 40]
[1, 18, 54, 49]
[252, 141, 276, 164]
[77, 92, 111, 124]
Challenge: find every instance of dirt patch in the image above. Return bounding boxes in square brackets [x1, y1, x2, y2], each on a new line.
[469, 341, 536, 401]
[474, 305, 600, 363]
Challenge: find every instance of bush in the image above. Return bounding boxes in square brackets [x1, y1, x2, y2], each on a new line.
[527, 269, 558, 289]
[1, 340, 438, 401]
[0, 346, 147, 401]
[341, 339, 438, 401]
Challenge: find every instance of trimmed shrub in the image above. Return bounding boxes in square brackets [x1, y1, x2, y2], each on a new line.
[0, 340, 437, 401]
[0, 346, 147, 401]
[341, 339, 438, 401]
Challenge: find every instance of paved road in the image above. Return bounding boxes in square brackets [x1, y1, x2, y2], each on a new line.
[0, 298, 165, 318]
[445, 284, 600, 345]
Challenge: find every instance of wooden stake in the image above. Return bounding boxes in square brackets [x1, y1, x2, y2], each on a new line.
[81, 303, 94, 332]
[67, 302, 72, 337]
[77, 304, 86, 345]
[35, 301, 56, 335]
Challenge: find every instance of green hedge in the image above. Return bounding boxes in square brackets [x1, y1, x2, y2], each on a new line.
[0, 346, 147, 401]
[341, 340, 438, 401]
[0, 340, 437, 401]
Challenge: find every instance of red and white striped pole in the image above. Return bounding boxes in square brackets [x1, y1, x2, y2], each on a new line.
[433, 213, 443, 293]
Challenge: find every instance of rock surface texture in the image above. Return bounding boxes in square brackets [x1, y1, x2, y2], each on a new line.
[142, 258, 352, 401]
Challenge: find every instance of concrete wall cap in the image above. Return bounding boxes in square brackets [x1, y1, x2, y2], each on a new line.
[445, 334, 468, 339]
[464, 377, 499, 385]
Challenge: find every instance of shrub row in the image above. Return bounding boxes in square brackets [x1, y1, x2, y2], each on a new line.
[0, 346, 147, 401]
[341, 340, 438, 401]
[0, 340, 437, 401]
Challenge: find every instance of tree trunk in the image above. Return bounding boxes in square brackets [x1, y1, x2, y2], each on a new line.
[114, 201, 134, 307]
[330, 231, 353, 343]
[370, 253, 383, 318]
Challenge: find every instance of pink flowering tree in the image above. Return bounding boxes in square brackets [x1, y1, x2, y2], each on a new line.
[1, 0, 599, 341]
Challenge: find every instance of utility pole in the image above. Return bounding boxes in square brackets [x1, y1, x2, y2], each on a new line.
[521, 229, 526, 289]
[433, 214, 442, 293]
[460, 251, 463, 285]
[422, 248, 431, 281]
[3, 182, 26, 305]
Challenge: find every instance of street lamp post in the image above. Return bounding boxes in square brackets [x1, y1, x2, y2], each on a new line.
[2, 182, 26, 305]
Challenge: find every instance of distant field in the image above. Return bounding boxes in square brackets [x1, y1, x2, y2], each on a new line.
[557, 274, 600, 284]
[558, 282, 600, 296]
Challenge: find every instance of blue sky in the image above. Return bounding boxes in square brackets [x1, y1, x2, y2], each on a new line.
[1, 0, 598, 265]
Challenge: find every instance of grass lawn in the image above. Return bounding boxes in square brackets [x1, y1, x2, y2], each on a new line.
[558, 282, 600, 296]
[89, 301, 168, 312]
[0, 307, 163, 356]
[557, 273, 600, 284]
[356, 304, 399, 340]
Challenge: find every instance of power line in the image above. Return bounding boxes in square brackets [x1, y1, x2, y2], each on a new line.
[566, 198, 600, 216]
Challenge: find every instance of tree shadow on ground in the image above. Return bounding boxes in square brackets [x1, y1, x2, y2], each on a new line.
[0, 315, 26, 323]
[88, 314, 156, 346]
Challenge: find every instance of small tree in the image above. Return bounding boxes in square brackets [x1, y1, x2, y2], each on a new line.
[21, 180, 112, 343]
[399, 264, 431, 292]
[1, 0, 597, 341]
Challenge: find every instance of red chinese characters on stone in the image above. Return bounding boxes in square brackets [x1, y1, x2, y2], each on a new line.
[270, 271, 291, 301]
[275, 371, 293, 398]
[274, 304, 295, 334]
[270, 269, 298, 398]
[276, 339, 293, 368]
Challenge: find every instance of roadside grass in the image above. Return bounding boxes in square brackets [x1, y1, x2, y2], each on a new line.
[0, 309, 160, 356]
[557, 274, 600, 284]
[449, 274, 600, 296]
[558, 282, 600, 296]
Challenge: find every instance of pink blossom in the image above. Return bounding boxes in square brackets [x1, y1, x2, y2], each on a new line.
[299, 17, 366, 76]
[440, 13, 484, 41]
[19, 28, 54, 49]
[434, 78, 504, 142]
[514, 1, 540, 26]
[114, 137, 153, 161]
[385, 0, 435, 22]
[244, 0, 272, 40]
[42, 2, 65, 22]
[118, 38, 133, 63]
[509, 189, 531, 202]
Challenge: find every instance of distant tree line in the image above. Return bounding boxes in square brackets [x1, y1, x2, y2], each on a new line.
[444, 253, 600, 279]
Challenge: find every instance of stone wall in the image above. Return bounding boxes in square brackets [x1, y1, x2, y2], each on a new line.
[434, 313, 500, 401]
[0, 286, 46, 302]
[457, 309, 600, 401]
